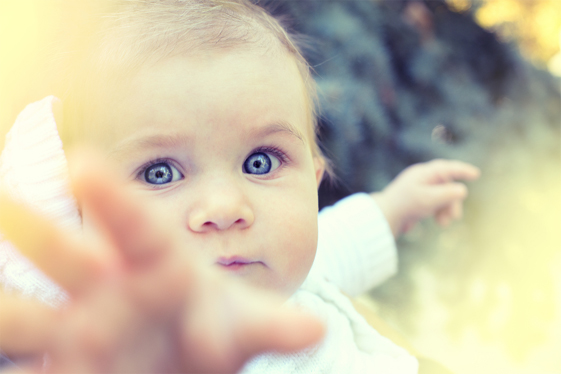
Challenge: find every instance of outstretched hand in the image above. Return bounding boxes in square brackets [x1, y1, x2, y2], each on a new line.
[0, 153, 324, 374]
[371, 159, 480, 237]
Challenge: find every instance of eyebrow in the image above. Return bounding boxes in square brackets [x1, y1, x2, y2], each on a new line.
[107, 133, 190, 160]
[107, 121, 305, 159]
[255, 121, 305, 144]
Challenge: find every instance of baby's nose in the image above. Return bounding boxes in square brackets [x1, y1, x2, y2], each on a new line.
[188, 183, 254, 232]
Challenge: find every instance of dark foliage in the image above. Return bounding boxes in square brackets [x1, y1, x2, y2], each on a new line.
[268, 0, 561, 358]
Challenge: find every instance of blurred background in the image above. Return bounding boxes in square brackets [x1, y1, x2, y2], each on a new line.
[1, 1, 560, 373]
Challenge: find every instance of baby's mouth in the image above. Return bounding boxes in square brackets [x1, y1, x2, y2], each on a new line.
[216, 256, 261, 271]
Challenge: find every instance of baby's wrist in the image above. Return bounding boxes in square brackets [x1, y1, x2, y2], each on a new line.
[370, 191, 402, 238]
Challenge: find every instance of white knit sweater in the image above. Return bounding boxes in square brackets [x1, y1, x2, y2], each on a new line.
[241, 194, 417, 373]
[0, 97, 417, 373]
[0, 96, 80, 306]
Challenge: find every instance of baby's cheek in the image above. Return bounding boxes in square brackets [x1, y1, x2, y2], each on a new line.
[272, 201, 318, 292]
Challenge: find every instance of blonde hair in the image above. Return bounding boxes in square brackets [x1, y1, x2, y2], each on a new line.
[64, 0, 327, 168]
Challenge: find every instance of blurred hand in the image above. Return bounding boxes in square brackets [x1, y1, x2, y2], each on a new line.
[371, 159, 480, 237]
[0, 153, 324, 374]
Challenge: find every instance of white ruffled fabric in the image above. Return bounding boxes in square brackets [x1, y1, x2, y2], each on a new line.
[0, 96, 80, 306]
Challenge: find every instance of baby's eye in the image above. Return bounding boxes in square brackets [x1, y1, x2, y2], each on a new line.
[143, 162, 183, 185]
[243, 152, 281, 175]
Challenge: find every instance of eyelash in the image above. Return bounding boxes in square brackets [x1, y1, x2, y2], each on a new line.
[136, 158, 183, 181]
[250, 145, 288, 165]
[253, 146, 290, 169]
[134, 146, 288, 183]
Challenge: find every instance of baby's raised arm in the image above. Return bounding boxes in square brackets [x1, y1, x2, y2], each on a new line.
[314, 159, 479, 297]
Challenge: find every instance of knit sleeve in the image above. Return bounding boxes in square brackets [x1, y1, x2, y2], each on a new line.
[311, 193, 398, 297]
[0, 96, 80, 306]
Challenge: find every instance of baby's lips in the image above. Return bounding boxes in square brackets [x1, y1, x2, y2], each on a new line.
[215, 256, 265, 273]
[216, 256, 253, 266]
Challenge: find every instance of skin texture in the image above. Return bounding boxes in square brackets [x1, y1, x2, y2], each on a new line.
[0, 48, 326, 373]
[372, 159, 481, 237]
[0, 154, 325, 374]
[82, 49, 325, 297]
[0, 45, 479, 373]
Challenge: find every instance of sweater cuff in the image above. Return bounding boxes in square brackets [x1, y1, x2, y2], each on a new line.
[316, 193, 398, 296]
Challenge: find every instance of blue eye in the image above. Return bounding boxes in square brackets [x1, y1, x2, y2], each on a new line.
[143, 162, 182, 185]
[243, 152, 280, 175]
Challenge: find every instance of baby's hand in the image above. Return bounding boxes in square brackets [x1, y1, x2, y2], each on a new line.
[371, 159, 480, 237]
[0, 154, 323, 374]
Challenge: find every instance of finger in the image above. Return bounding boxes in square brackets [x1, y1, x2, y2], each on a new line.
[423, 182, 467, 212]
[0, 193, 115, 294]
[126, 248, 200, 317]
[238, 308, 324, 355]
[0, 368, 37, 374]
[428, 159, 481, 182]
[0, 291, 58, 356]
[230, 285, 324, 361]
[53, 288, 138, 366]
[179, 278, 324, 374]
[400, 220, 416, 234]
[69, 151, 171, 267]
[450, 200, 463, 221]
[435, 199, 463, 226]
[435, 206, 452, 226]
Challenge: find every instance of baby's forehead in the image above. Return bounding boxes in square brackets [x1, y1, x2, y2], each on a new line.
[64, 1, 319, 157]
[81, 50, 313, 152]
[78, 48, 313, 144]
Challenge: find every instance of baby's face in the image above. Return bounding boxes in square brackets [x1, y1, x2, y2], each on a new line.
[86, 49, 323, 296]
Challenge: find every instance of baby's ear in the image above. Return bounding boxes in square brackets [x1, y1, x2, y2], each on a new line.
[313, 157, 325, 188]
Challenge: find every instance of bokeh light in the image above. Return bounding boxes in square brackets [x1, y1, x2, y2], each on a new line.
[1, 2, 560, 374]
[447, 0, 561, 76]
[0, 0, 101, 149]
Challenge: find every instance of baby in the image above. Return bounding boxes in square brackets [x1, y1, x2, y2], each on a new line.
[0, 1, 479, 373]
